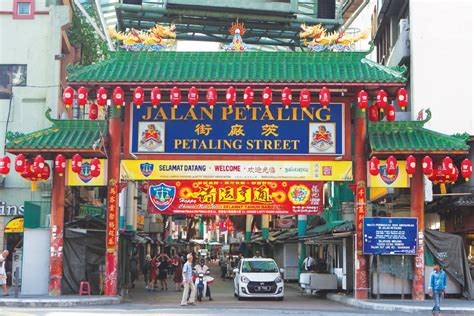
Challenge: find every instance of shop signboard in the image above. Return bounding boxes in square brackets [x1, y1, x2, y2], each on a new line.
[78, 204, 105, 218]
[121, 160, 352, 181]
[106, 184, 118, 253]
[363, 217, 418, 255]
[355, 182, 366, 255]
[67, 159, 107, 186]
[368, 160, 409, 188]
[4, 217, 24, 233]
[147, 180, 324, 215]
[130, 103, 345, 156]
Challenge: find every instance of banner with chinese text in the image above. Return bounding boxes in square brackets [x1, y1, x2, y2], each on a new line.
[147, 180, 324, 215]
[130, 103, 345, 155]
[121, 160, 352, 181]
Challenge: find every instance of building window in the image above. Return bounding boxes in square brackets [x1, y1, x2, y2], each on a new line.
[0, 65, 27, 99]
[17, 2, 31, 15]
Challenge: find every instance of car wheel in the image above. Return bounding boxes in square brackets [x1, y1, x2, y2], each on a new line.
[276, 296, 284, 301]
[237, 289, 243, 301]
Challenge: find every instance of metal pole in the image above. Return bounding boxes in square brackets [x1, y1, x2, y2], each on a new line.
[376, 255, 380, 300]
[14, 267, 19, 298]
[401, 255, 405, 300]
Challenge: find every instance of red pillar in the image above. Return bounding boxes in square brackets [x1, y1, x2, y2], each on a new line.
[354, 106, 369, 299]
[411, 158, 425, 300]
[49, 167, 65, 295]
[104, 106, 121, 296]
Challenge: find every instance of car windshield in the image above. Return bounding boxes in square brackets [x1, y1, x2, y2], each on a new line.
[242, 261, 278, 273]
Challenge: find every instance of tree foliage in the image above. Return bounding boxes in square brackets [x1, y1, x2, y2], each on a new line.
[67, 7, 108, 65]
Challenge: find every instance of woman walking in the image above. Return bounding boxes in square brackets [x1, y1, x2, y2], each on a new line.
[172, 254, 183, 291]
[157, 253, 171, 290]
[147, 255, 158, 291]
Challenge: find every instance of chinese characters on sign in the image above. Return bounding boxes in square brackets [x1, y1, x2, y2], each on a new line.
[131, 103, 345, 155]
[147, 180, 324, 215]
[106, 184, 118, 253]
[356, 181, 366, 255]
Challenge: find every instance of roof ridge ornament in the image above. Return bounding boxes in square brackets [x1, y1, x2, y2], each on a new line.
[108, 23, 176, 52]
[300, 24, 369, 52]
[224, 20, 250, 51]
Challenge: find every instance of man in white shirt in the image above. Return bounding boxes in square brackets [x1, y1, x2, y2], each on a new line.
[0, 250, 9, 296]
[195, 258, 213, 301]
[180, 254, 196, 306]
[302, 255, 315, 271]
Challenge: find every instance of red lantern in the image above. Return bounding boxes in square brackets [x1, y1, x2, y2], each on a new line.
[262, 87, 272, 108]
[33, 155, 45, 177]
[281, 87, 292, 109]
[299, 89, 311, 108]
[406, 155, 416, 177]
[422, 156, 433, 176]
[112, 87, 124, 108]
[386, 104, 396, 122]
[225, 86, 236, 108]
[38, 163, 50, 181]
[447, 165, 459, 183]
[77, 86, 88, 108]
[206, 87, 217, 109]
[357, 90, 369, 112]
[369, 157, 380, 176]
[96, 87, 108, 107]
[133, 86, 144, 109]
[368, 104, 379, 122]
[54, 154, 66, 176]
[386, 155, 397, 175]
[72, 154, 82, 174]
[397, 88, 408, 111]
[151, 87, 161, 109]
[376, 90, 388, 112]
[243, 86, 254, 109]
[0, 156, 11, 176]
[14, 154, 25, 173]
[429, 163, 446, 184]
[63, 87, 74, 109]
[90, 158, 101, 178]
[21, 160, 33, 180]
[461, 159, 472, 181]
[319, 87, 330, 109]
[188, 86, 199, 109]
[89, 103, 98, 120]
[170, 86, 181, 109]
[442, 156, 454, 178]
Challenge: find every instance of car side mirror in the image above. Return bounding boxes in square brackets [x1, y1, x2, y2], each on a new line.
[280, 268, 285, 274]
[233, 268, 239, 274]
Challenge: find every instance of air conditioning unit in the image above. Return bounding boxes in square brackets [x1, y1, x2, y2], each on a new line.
[387, 18, 410, 67]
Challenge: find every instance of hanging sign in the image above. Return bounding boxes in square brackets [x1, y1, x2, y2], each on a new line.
[355, 181, 366, 255]
[363, 217, 418, 255]
[147, 180, 324, 215]
[106, 184, 118, 253]
[121, 160, 352, 181]
[130, 103, 345, 156]
[67, 159, 107, 186]
[368, 160, 409, 188]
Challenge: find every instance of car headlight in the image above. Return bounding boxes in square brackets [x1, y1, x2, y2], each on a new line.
[240, 276, 250, 283]
[275, 276, 283, 283]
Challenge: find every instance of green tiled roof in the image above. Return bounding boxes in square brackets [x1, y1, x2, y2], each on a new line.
[5, 108, 107, 153]
[67, 51, 407, 84]
[369, 110, 469, 154]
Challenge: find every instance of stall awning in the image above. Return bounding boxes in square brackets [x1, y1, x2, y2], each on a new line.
[67, 50, 406, 85]
[299, 220, 354, 242]
[5, 108, 107, 157]
[369, 110, 469, 155]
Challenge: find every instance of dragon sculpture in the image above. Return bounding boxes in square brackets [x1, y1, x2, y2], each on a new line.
[300, 24, 369, 52]
[108, 23, 176, 52]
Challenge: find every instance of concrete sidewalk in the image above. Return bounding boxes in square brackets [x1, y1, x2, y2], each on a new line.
[0, 295, 121, 307]
[327, 293, 474, 314]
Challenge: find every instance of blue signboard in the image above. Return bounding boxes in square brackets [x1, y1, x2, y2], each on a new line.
[130, 102, 345, 155]
[363, 217, 418, 255]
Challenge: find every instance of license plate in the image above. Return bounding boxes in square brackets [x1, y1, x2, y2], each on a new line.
[255, 286, 271, 292]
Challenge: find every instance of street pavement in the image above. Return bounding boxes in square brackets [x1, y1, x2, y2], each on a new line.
[0, 261, 430, 315]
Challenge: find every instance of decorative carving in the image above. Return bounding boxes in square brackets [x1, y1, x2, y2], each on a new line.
[224, 21, 250, 51]
[300, 24, 369, 52]
[108, 23, 176, 52]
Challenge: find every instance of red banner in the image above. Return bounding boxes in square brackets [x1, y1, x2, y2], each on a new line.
[147, 180, 323, 215]
[355, 181, 366, 255]
[106, 184, 118, 252]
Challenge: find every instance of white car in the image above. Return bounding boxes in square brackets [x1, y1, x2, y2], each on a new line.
[233, 258, 284, 301]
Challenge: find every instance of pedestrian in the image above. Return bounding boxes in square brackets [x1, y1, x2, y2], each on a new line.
[253, 250, 262, 258]
[302, 254, 315, 271]
[220, 255, 227, 281]
[173, 254, 183, 292]
[143, 255, 151, 289]
[0, 250, 9, 296]
[157, 253, 171, 290]
[429, 263, 447, 316]
[130, 254, 139, 289]
[148, 255, 158, 291]
[180, 253, 196, 306]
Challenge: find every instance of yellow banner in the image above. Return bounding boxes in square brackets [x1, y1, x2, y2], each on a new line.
[5, 217, 23, 233]
[120, 160, 352, 181]
[67, 159, 107, 186]
[368, 160, 409, 188]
